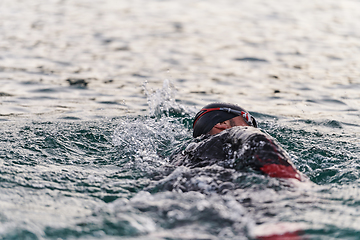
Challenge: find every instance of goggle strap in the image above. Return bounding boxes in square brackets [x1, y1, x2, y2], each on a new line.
[193, 107, 256, 128]
[220, 108, 253, 125]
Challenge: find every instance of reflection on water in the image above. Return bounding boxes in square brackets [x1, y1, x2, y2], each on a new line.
[1, 0, 360, 239]
[1, 0, 359, 122]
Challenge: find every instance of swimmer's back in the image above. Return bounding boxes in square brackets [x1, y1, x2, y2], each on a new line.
[171, 126, 304, 181]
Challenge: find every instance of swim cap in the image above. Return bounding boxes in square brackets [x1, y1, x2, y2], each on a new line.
[193, 103, 257, 138]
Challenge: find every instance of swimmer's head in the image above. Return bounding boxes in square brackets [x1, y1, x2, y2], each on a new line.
[192, 103, 257, 138]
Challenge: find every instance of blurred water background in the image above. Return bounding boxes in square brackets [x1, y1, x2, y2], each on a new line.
[1, 0, 360, 239]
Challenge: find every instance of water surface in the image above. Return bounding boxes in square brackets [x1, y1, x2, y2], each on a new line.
[1, 0, 360, 239]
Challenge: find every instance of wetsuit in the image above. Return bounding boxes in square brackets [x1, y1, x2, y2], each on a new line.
[171, 126, 303, 181]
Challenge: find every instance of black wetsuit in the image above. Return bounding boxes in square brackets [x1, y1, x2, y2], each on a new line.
[171, 126, 303, 181]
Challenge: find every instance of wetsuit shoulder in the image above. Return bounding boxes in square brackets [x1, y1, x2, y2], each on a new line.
[171, 126, 303, 181]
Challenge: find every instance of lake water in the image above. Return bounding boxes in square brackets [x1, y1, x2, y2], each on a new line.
[1, 0, 360, 239]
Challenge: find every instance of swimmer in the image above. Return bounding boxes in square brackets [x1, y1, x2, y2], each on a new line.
[171, 103, 305, 181]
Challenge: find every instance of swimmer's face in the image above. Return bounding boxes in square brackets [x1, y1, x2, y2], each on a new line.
[209, 116, 249, 135]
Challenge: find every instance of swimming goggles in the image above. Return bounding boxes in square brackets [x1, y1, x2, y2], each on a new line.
[193, 107, 258, 128]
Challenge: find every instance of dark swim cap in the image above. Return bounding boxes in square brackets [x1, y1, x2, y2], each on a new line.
[192, 103, 257, 138]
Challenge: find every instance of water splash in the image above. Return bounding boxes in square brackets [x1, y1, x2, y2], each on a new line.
[111, 80, 195, 177]
[112, 116, 190, 158]
[111, 115, 192, 181]
[143, 79, 189, 118]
